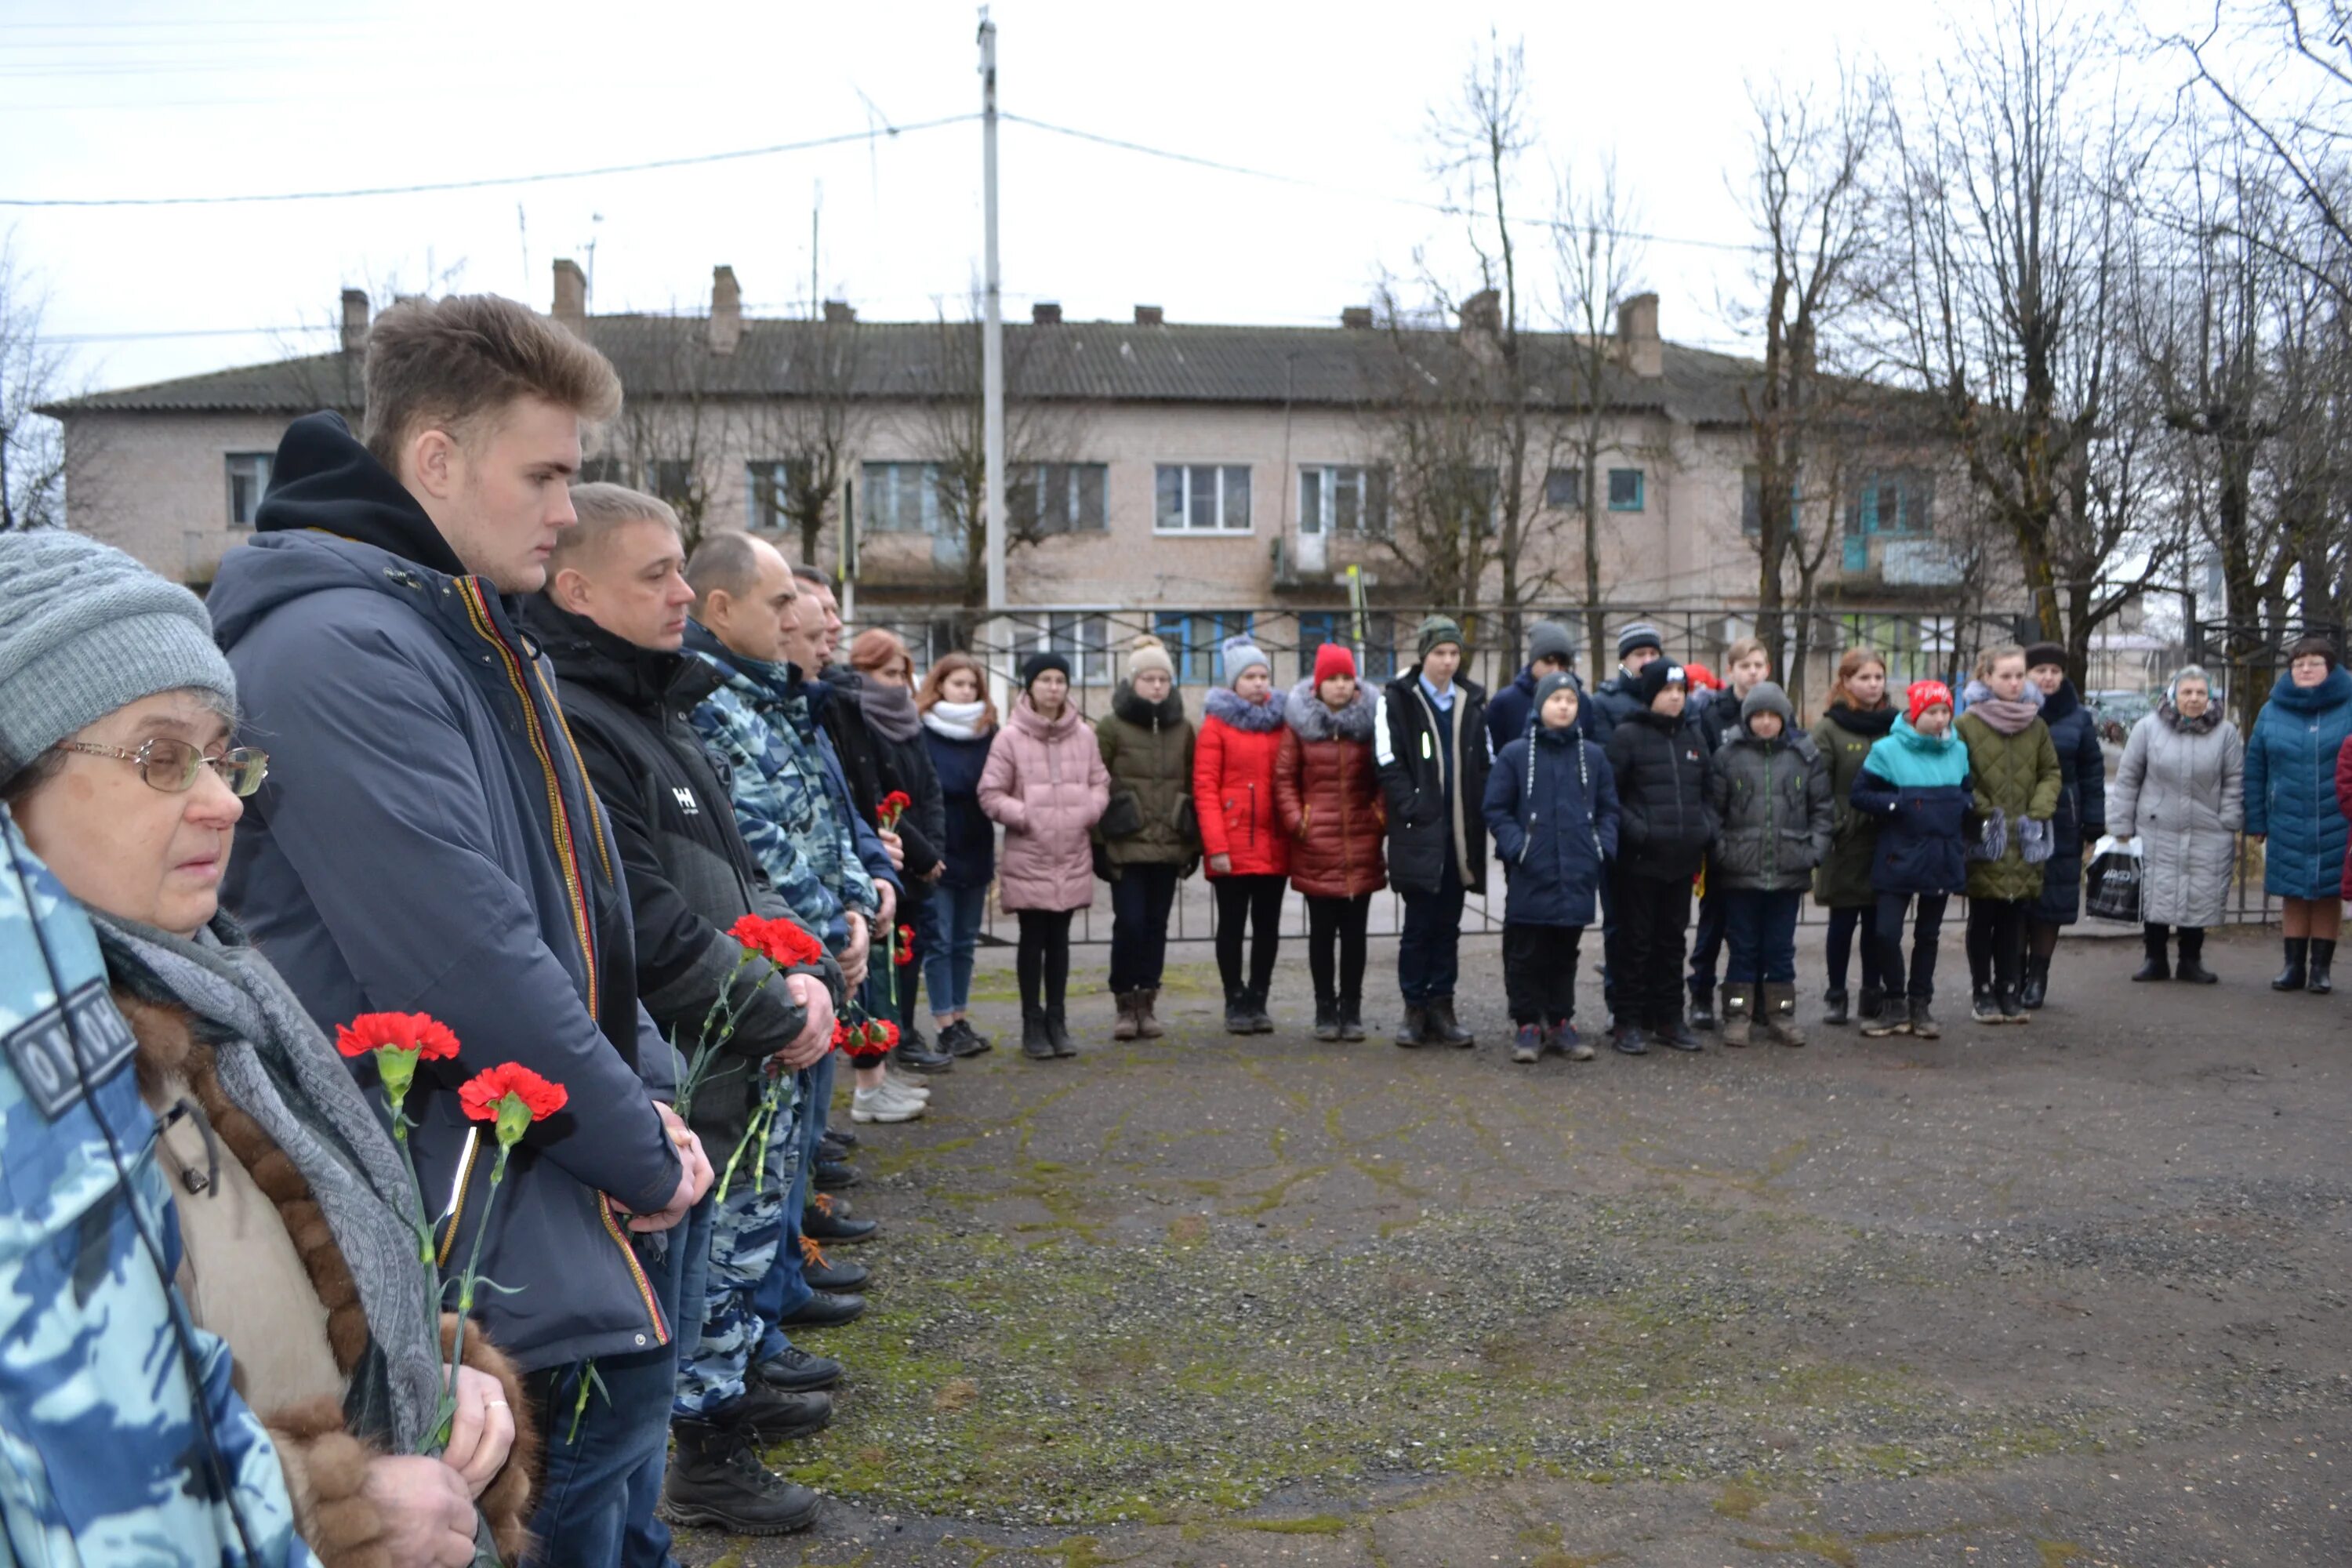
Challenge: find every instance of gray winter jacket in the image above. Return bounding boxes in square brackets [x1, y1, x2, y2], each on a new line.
[2110, 707, 2245, 929]
[1704, 729, 1834, 892]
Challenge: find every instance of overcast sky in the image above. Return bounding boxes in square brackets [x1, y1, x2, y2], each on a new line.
[5, 0, 2231, 397]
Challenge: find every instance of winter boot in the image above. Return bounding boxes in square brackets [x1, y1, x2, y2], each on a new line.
[1907, 996, 1940, 1038]
[1971, 988, 2002, 1025]
[1762, 982, 1806, 1047]
[1652, 1014, 1704, 1052]
[1688, 985, 1719, 1031]
[1134, 987, 1167, 1037]
[1719, 985, 1755, 1048]
[1999, 986, 2029, 1022]
[2310, 938, 2336, 994]
[1512, 1023, 1542, 1064]
[1394, 1004, 1431, 1048]
[1427, 997, 1475, 1047]
[2020, 953, 2049, 1010]
[662, 1418, 822, 1535]
[2133, 927, 2171, 982]
[1020, 1007, 1056, 1061]
[1246, 989, 1276, 1033]
[1312, 997, 1341, 1041]
[1861, 995, 1911, 1037]
[1339, 993, 1367, 1040]
[2175, 928, 2218, 985]
[893, 1028, 955, 1072]
[1112, 992, 1141, 1041]
[2272, 937, 2310, 992]
[1610, 1018, 1650, 1055]
[1858, 985, 1886, 1022]
[1225, 989, 1256, 1034]
[1821, 988, 1850, 1028]
[1046, 1007, 1077, 1058]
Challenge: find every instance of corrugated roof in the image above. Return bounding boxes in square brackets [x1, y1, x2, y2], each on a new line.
[51, 314, 1767, 425]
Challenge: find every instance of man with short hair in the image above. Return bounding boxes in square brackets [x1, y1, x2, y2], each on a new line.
[1589, 620, 1668, 741]
[524, 486, 842, 1536]
[208, 293, 710, 1567]
[1375, 615, 1490, 1047]
[1486, 618, 1593, 753]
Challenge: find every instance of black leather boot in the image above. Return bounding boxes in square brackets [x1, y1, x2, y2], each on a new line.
[2175, 927, 2218, 985]
[2308, 938, 2336, 994]
[1225, 989, 1255, 1034]
[2020, 953, 2049, 1009]
[2274, 938, 2310, 992]
[1312, 997, 1341, 1040]
[1020, 1007, 1056, 1060]
[1427, 997, 1475, 1047]
[1821, 988, 1850, 1027]
[1339, 993, 1367, 1040]
[2134, 926, 2171, 982]
[1047, 1007, 1077, 1057]
[662, 1418, 822, 1534]
[1393, 1004, 1429, 1048]
[1857, 985, 1886, 1022]
[1246, 988, 1276, 1033]
[1688, 985, 1719, 1030]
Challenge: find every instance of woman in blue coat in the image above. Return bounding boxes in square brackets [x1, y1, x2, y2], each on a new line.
[2021, 644, 2107, 1009]
[1483, 673, 1621, 1062]
[2244, 636, 2352, 993]
[1848, 681, 1973, 1040]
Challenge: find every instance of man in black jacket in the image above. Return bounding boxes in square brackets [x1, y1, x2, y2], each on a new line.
[1375, 615, 1490, 1047]
[1603, 659, 1717, 1054]
[531, 485, 843, 1537]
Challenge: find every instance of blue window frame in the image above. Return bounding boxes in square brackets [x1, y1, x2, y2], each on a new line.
[1152, 610, 1256, 685]
[1846, 470, 1932, 538]
[1297, 610, 1397, 683]
[1607, 468, 1644, 512]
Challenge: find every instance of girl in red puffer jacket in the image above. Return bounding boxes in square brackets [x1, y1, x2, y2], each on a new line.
[1196, 634, 1291, 1031]
[1276, 642, 1386, 1040]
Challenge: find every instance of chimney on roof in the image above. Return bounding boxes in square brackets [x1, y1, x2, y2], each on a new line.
[822, 299, 858, 324]
[1341, 306, 1374, 329]
[552, 258, 587, 336]
[1134, 304, 1163, 326]
[339, 289, 370, 358]
[1032, 301, 1062, 325]
[709, 265, 743, 355]
[1616, 291, 1662, 378]
[1459, 289, 1502, 338]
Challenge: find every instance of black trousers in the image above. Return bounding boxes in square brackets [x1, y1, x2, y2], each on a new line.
[1016, 909, 1073, 1014]
[1874, 891, 1948, 1000]
[1398, 875, 1469, 1004]
[1824, 905, 1888, 994]
[1213, 873, 1286, 1000]
[1965, 896, 2029, 995]
[1503, 923, 1583, 1024]
[1686, 874, 1726, 999]
[2145, 921, 2206, 958]
[1305, 892, 1372, 1008]
[1108, 862, 1181, 993]
[1613, 868, 1693, 1029]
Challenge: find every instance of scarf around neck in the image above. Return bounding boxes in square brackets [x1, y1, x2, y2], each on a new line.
[858, 679, 923, 743]
[92, 912, 445, 1453]
[2160, 699, 2223, 735]
[923, 699, 992, 741]
[1961, 679, 2042, 736]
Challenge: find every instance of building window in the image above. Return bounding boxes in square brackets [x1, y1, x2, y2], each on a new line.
[1155, 463, 1251, 533]
[224, 453, 273, 528]
[647, 459, 699, 510]
[1543, 466, 1584, 509]
[1846, 470, 1933, 538]
[1014, 463, 1109, 535]
[579, 455, 634, 486]
[863, 461, 949, 535]
[1014, 612, 1112, 688]
[1152, 610, 1256, 685]
[1298, 464, 1390, 535]
[1740, 467, 1803, 536]
[1607, 468, 1644, 512]
[1297, 609, 1397, 682]
[746, 459, 811, 532]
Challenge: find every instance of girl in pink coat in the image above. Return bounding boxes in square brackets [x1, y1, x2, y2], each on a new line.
[980, 651, 1111, 1059]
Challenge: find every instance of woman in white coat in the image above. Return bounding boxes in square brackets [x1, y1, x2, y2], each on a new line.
[2109, 665, 2245, 983]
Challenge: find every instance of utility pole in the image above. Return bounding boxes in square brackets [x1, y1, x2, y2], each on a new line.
[979, 8, 1007, 615]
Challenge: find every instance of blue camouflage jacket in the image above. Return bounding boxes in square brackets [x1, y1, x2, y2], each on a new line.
[0, 808, 316, 1567]
[683, 620, 878, 952]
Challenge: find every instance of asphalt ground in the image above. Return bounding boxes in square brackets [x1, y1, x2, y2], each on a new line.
[676, 918, 2352, 1568]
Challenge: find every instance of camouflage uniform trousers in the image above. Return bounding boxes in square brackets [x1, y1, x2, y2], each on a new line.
[670, 1080, 805, 1421]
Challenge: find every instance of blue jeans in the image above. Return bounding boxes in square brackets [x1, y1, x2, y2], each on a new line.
[924, 881, 987, 1020]
[1722, 887, 1802, 985]
[1397, 875, 1467, 1004]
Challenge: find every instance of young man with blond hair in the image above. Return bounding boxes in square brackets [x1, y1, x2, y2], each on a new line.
[210, 294, 713, 1567]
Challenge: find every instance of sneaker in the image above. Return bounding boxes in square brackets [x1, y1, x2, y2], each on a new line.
[1512, 1024, 1541, 1064]
[780, 1290, 866, 1329]
[1860, 996, 1911, 1038]
[1651, 1018, 1704, 1052]
[1970, 989, 2002, 1025]
[941, 1019, 993, 1057]
[1907, 999, 1940, 1039]
[1999, 989, 2029, 1023]
[1312, 1002, 1341, 1041]
[813, 1160, 860, 1191]
[1550, 1022, 1594, 1062]
[881, 1067, 931, 1100]
[850, 1086, 921, 1123]
[1610, 1020, 1650, 1055]
[754, 1345, 844, 1392]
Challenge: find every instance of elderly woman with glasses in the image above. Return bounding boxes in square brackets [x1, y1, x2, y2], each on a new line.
[0, 532, 536, 1568]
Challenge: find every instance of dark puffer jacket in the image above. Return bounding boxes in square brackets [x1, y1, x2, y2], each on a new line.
[1374, 666, 1490, 893]
[1809, 704, 1896, 907]
[1483, 722, 1620, 927]
[2031, 681, 2107, 923]
[1704, 694, 1833, 893]
[1604, 708, 1716, 880]
[1851, 716, 1974, 896]
[1095, 681, 1199, 870]
[1276, 677, 1387, 898]
[2245, 665, 2352, 898]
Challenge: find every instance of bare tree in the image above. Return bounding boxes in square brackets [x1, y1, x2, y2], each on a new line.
[749, 315, 867, 570]
[0, 234, 75, 532]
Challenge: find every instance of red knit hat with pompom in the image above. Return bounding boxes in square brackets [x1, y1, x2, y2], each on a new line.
[1906, 680, 1954, 724]
[1312, 642, 1358, 686]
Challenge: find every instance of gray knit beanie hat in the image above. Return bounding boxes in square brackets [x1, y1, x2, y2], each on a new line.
[0, 531, 237, 778]
[1527, 619, 1576, 667]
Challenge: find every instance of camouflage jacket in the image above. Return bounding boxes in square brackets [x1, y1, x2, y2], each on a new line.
[683, 622, 877, 952]
[0, 808, 315, 1567]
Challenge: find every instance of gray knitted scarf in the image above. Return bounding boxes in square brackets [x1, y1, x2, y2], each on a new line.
[93, 911, 445, 1453]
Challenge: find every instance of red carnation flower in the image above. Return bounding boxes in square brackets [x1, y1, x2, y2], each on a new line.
[459, 1062, 569, 1128]
[869, 1019, 901, 1051]
[830, 1020, 852, 1054]
[894, 924, 916, 964]
[336, 1011, 460, 1062]
[728, 913, 825, 970]
[880, 789, 912, 817]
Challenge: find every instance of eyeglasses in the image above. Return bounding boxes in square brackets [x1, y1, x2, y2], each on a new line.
[51, 738, 270, 797]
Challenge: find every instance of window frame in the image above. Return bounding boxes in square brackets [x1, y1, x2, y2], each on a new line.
[1014, 611, 1115, 688]
[862, 460, 949, 536]
[1154, 463, 1253, 535]
[1606, 467, 1645, 513]
[1298, 463, 1390, 538]
[1014, 462, 1110, 537]
[1543, 466, 1584, 510]
[224, 452, 273, 530]
[1150, 609, 1258, 685]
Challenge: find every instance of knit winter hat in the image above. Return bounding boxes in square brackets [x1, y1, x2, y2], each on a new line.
[1527, 619, 1576, 668]
[1415, 614, 1465, 659]
[0, 530, 238, 779]
[1312, 642, 1358, 687]
[1635, 658, 1688, 710]
[1219, 633, 1272, 687]
[1683, 661, 1722, 692]
[2024, 641, 2068, 673]
[1906, 680, 1954, 724]
[1534, 670, 1581, 720]
[1127, 634, 1174, 682]
[1617, 619, 1664, 661]
[1020, 649, 1072, 688]
[1740, 681, 1795, 728]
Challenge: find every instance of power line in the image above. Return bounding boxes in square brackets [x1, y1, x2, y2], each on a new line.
[0, 113, 978, 208]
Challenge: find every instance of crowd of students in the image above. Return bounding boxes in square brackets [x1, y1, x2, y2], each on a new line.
[11, 290, 2352, 1568]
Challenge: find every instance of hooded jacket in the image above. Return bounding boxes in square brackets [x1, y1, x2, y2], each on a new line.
[1483, 721, 1620, 927]
[1704, 691, 1834, 893]
[1094, 681, 1200, 869]
[1808, 703, 1896, 908]
[2245, 665, 2352, 898]
[1851, 716, 1975, 896]
[1196, 686, 1292, 877]
[209, 412, 684, 1374]
[1275, 677, 1388, 899]
[1604, 706, 1716, 880]
[979, 695, 1110, 911]
[1484, 663, 1595, 755]
[1374, 664, 1490, 893]
[527, 599, 832, 1153]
